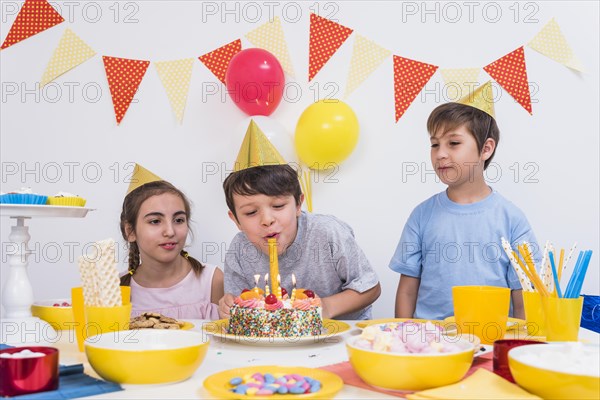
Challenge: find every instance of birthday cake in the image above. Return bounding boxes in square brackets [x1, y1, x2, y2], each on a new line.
[228, 288, 323, 337]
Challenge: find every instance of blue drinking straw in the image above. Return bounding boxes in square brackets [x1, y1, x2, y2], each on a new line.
[548, 251, 563, 298]
[564, 252, 584, 298]
[571, 250, 593, 299]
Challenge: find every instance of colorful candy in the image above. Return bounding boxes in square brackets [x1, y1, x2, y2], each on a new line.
[228, 372, 322, 395]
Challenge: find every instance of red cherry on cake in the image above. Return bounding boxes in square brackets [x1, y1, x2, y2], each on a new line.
[241, 288, 250, 293]
[53, 303, 60, 307]
[303, 290, 315, 298]
[265, 294, 278, 305]
[281, 287, 288, 297]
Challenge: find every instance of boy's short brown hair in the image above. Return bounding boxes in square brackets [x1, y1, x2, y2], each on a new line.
[223, 164, 302, 219]
[427, 102, 500, 170]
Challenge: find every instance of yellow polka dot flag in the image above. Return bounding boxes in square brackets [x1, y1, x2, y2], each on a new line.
[440, 68, 481, 102]
[393, 55, 438, 123]
[483, 47, 532, 115]
[102, 56, 150, 125]
[1, 0, 64, 50]
[308, 13, 353, 82]
[344, 34, 391, 98]
[154, 58, 194, 124]
[245, 16, 295, 77]
[527, 18, 583, 72]
[40, 28, 96, 86]
[199, 39, 242, 84]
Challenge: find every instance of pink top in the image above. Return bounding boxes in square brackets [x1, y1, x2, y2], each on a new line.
[130, 264, 220, 320]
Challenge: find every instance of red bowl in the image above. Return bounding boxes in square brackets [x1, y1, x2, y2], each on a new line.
[0, 346, 59, 397]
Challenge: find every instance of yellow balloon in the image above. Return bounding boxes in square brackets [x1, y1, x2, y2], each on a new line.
[294, 100, 359, 170]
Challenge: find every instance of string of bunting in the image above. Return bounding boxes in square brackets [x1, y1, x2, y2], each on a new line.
[1, 0, 584, 125]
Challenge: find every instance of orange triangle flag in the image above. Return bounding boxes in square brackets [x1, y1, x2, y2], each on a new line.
[1, 0, 64, 50]
[308, 13, 353, 81]
[484, 47, 532, 115]
[199, 39, 242, 84]
[393, 55, 438, 122]
[102, 56, 150, 125]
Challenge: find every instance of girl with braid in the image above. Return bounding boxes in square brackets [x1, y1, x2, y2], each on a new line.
[119, 166, 223, 320]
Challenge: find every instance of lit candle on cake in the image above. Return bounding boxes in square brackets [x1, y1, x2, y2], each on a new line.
[268, 238, 279, 298]
[277, 274, 282, 300]
[290, 274, 297, 302]
[264, 273, 270, 296]
[253, 274, 260, 295]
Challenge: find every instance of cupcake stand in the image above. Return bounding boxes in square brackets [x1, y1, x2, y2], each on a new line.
[0, 204, 93, 345]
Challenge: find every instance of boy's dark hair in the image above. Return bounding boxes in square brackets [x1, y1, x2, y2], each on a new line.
[427, 103, 500, 170]
[223, 164, 302, 219]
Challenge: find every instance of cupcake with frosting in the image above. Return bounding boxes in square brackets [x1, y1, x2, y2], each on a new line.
[0, 187, 47, 205]
[46, 192, 86, 207]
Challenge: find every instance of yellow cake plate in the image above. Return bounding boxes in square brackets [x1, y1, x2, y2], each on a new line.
[202, 319, 350, 346]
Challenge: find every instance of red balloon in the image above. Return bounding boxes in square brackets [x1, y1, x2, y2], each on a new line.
[225, 48, 285, 116]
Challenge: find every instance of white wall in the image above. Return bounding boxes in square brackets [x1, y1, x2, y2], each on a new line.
[1, 1, 598, 319]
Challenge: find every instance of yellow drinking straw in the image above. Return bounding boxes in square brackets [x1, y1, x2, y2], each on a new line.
[517, 244, 550, 297]
[268, 238, 279, 298]
[557, 249, 565, 282]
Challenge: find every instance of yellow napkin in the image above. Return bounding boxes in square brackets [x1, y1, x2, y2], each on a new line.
[405, 369, 541, 400]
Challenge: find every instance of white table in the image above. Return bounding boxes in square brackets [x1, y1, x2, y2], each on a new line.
[45, 321, 600, 399]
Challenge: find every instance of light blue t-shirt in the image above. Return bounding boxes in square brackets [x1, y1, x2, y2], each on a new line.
[389, 189, 540, 320]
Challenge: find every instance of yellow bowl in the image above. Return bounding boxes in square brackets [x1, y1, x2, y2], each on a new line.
[346, 329, 474, 391]
[31, 299, 74, 330]
[85, 330, 209, 384]
[509, 343, 600, 399]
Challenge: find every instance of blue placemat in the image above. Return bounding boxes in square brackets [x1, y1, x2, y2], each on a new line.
[1, 344, 123, 399]
[581, 294, 600, 333]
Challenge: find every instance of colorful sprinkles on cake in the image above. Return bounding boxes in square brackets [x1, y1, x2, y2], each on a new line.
[228, 306, 323, 337]
[228, 372, 322, 395]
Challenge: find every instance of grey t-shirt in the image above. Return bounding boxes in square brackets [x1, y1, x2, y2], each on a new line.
[224, 211, 379, 320]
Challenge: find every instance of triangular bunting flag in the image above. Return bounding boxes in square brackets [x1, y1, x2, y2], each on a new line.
[154, 58, 195, 124]
[439, 68, 481, 101]
[527, 18, 583, 72]
[344, 34, 391, 98]
[199, 39, 242, 84]
[102, 56, 150, 125]
[393, 55, 438, 122]
[308, 13, 353, 81]
[1, 0, 64, 50]
[483, 47, 533, 114]
[245, 16, 295, 77]
[41, 28, 96, 86]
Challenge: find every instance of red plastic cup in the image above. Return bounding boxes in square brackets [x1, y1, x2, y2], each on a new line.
[493, 339, 545, 382]
[0, 346, 59, 397]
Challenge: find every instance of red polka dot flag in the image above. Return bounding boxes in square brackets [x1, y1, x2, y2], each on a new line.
[199, 39, 242, 84]
[484, 46, 532, 114]
[393, 55, 438, 122]
[1, 0, 64, 50]
[102, 56, 150, 125]
[308, 13, 353, 82]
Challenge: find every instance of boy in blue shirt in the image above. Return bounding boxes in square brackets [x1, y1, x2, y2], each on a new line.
[389, 82, 538, 320]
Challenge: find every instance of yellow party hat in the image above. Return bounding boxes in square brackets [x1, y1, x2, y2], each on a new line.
[127, 164, 162, 194]
[456, 81, 495, 119]
[233, 120, 287, 172]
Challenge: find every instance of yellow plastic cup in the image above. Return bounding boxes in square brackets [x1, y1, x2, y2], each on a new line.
[523, 291, 545, 336]
[72, 286, 131, 352]
[541, 296, 583, 342]
[453, 285, 510, 345]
